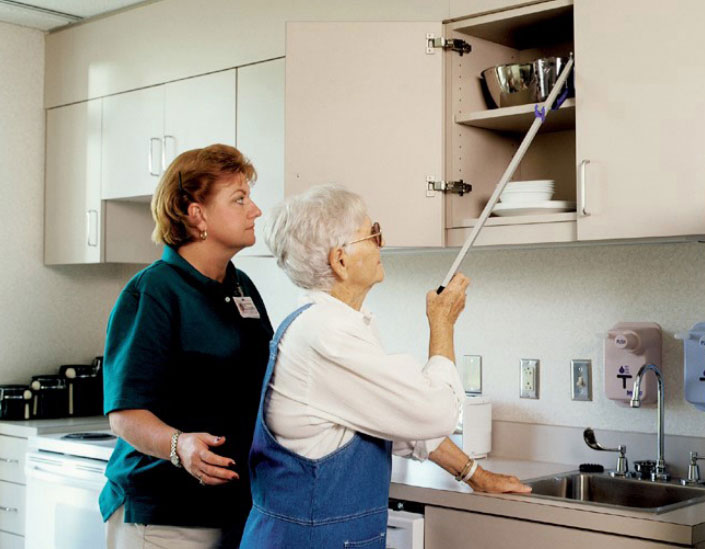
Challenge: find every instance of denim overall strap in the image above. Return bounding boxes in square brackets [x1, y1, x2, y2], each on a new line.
[241, 302, 393, 549]
[257, 303, 313, 415]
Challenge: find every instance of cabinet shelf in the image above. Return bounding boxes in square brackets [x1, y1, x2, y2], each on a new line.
[455, 98, 575, 134]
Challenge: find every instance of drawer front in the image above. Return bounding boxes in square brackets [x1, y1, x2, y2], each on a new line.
[0, 532, 24, 549]
[0, 436, 27, 484]
[0, 529, 24, 549]
[0, 481, 25, 535]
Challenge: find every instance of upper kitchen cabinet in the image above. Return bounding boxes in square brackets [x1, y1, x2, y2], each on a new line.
[574, 0, 705, 241]
[101, 85, 164, 200]
[444, 0, 577, 247]
[45, 100, 161, 265]
[163, 70, 237, 167]
[286, 0, 705, 248]
[45, 100, 102, 265]
[285, 22, 446, 248]
[236, 59, 285, 257]
[101, 70, 236, 200]
[285, 11, 576, 248]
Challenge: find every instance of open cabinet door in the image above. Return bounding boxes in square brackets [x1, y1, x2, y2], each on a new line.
[575, 0, 705, 241]
[286, 22, 445, 248]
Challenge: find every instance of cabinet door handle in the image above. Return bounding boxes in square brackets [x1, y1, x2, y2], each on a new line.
[0, 505, 19, 513]
[86, 209, 98, 247]
[578, 159, 591, 217]
[0, 457, 19, 464]
[162, 135, 176, 171]
[148, 137, 162, 176]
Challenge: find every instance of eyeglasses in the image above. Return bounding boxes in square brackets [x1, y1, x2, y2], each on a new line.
[345, 222, 383, 248]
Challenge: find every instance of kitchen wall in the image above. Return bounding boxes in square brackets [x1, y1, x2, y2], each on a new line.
[0, 21, 134, 383]
[236, 239, 705, 438]
[11, 0, 705, 445]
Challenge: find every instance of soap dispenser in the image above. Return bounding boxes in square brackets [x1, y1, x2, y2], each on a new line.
[604, 322, 662, 405]
[676, 322, 705, 411]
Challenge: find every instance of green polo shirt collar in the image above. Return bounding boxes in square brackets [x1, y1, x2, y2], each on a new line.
[161, 245, 239, 294]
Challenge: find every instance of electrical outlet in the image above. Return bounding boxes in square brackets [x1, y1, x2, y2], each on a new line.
[520, 359, 539, 399]
[571, 359, 592, 401]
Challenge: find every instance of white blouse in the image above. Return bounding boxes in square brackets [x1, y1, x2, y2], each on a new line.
[264, 290, 464, 460]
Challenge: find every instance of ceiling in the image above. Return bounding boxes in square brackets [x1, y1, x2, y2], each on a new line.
[0, 0, 151, 31]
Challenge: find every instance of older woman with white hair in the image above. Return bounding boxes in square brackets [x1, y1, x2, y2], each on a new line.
[239, 185, 529, 549]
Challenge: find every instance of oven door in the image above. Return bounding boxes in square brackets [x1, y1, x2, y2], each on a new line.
[24, 451, 107, 549]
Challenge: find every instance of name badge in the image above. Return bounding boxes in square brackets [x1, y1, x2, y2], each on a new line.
[234, 296, 260, 319]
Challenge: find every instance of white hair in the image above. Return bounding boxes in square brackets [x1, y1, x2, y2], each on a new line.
[264, 185, 368, 291]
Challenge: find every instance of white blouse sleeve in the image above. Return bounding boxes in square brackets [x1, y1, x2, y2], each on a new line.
[303, 316, 464, 448]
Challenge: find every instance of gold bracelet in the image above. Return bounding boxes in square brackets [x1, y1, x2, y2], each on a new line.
[455, 458, 474, 481]
[463, 459, 479, 482]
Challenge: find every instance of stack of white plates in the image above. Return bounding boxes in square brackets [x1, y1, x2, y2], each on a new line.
[493, 179, 576, 216]
[499, 179, 555, 203]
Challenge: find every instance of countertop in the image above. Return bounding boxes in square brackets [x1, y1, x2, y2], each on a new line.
[0, 415, 109, 437]
[390, 456, 705, 546]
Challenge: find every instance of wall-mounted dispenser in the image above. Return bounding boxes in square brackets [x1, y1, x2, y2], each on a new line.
[676, 322, 705, 412]
[604, 322, 661, 405]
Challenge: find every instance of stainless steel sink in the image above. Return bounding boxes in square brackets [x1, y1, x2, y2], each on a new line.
[524, 472, 705, 514]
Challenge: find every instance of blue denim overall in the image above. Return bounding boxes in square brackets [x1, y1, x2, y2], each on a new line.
[240, 304, 392, 549]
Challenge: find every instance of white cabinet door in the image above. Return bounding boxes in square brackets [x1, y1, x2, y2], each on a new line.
[237, 59, 285, 257]
[285, 22, 445, 247]
[163, 69, 237, 166]
[575, 0, 705, 240]
[45, 100, 102, 265]
[101, 86, 164, 199]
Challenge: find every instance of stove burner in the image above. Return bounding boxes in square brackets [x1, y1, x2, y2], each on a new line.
[61, 432, 116, 441]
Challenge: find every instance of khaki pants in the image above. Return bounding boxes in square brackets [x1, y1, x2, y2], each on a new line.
[106, 505, 221, 549]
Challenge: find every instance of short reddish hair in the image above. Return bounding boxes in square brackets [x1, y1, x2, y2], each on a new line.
[151, 144, 256, 246]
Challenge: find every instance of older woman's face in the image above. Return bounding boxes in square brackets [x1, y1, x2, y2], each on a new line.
[201, 173, 262, 252]
[344, 217, 385, 290]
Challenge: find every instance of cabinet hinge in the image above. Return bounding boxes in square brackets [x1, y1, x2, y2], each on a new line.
[426, 178, 472, 197]
[425, 34, 472, 56]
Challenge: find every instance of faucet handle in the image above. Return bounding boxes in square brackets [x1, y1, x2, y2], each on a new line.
[681, 451, 705, 485]
[583, 428, 628, 477]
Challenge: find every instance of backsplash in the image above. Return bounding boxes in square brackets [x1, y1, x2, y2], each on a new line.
[236, 240, 705, 438]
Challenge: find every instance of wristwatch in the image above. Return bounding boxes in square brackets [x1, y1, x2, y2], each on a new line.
[170, 430, 183, 468]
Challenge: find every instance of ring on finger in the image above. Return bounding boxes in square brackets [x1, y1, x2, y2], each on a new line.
[197, 474, 205, 486]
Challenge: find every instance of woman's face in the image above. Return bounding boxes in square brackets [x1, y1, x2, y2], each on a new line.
[200, 173, 262, 252]
[344, 217, 385, 290]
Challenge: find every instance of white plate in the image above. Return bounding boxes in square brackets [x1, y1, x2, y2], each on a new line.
[492, 200, 576, 217]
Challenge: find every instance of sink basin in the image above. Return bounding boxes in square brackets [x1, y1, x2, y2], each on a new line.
[524, 472, 705, 514]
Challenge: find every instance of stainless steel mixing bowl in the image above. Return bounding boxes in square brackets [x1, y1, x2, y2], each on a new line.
[481, 62, 534, 108]
[481, 56, 573, 109]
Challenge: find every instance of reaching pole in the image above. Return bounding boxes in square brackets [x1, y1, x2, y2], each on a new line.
[438, 55, 574, 293]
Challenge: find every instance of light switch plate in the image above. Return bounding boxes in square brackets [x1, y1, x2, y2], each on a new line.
[571, 359, 592, 401]
[460, 355, 482, 394]
[520, 359, 539, 399]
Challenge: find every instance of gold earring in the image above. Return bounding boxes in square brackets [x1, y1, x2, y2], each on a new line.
[200, 230, 208, 241]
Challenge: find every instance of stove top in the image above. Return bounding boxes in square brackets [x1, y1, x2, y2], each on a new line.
[62, 432, 116, 441]
[28, 429, 117, 461]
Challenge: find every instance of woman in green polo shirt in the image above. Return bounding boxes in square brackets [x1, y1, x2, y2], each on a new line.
[100, 144, 274, 548]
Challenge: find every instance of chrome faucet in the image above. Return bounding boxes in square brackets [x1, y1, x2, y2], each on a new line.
[630, 363, 670, 481]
